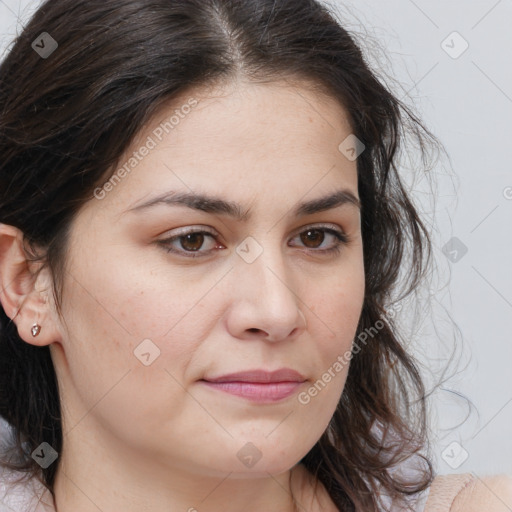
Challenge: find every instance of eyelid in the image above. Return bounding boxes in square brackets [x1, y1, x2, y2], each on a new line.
[163, 225, 218, 238]
[162, 222, 345, 239]
[290, 222, 343, 237]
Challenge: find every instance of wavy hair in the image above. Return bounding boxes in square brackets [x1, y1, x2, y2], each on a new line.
[0, 0, 439, 510]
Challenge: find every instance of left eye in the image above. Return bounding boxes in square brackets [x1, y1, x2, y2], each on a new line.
[158, 226, 348, 258]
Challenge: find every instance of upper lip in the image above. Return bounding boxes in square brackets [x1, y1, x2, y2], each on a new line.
[203, 368, 306, 383]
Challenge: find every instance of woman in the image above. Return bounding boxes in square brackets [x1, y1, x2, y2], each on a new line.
[0, 0, 510, 511]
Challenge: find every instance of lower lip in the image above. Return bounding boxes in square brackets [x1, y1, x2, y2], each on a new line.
[200, 381, 304, 402]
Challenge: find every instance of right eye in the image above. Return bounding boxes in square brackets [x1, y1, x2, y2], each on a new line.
[158, 228, 224, 258]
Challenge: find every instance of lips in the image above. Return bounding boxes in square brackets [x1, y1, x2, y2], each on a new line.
[200, 368, 306, 403]
[203, 368, 306, 384]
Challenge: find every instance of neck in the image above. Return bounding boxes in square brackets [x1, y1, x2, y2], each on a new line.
[51, 433, 316, 512]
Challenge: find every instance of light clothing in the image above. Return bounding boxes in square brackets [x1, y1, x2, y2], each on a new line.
[0, 469, 54, 512]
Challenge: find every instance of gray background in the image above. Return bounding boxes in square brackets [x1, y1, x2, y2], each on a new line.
[0, 0, 510, 477]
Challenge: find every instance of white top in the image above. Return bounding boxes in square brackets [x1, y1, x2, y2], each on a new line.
[0, 469, 54, 511]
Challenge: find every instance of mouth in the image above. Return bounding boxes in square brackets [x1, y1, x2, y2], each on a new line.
[200, 368, 307, 403]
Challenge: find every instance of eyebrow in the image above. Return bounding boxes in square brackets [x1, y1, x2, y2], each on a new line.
[125, 188, 361, 221]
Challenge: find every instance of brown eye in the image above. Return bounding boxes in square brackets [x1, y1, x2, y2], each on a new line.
[179, 232, 205, 252]
[290, 226, 348, 255]
[300, 229, 325, 249]
[159, 229, 220, 258]
[159, 225, 348, 259]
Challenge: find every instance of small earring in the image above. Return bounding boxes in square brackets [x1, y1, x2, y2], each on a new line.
[31, 324, 41, 337]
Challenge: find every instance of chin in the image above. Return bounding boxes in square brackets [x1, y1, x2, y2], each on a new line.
[225, 441, 308, 477]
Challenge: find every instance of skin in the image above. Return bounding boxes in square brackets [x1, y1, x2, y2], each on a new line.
[451, 476, 512, 512]
[0, 78, 365, 512]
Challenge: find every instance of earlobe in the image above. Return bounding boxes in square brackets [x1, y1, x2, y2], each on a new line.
[0, 223, 61, 347]
[31, 322, 42, 337]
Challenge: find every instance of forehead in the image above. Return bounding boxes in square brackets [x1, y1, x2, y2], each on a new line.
[87, 78, 359, 219]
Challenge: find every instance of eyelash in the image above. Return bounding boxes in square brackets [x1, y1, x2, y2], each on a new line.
[158, 225, 349, 259]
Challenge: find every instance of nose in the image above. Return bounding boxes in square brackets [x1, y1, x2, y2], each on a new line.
[225, 244, 308, 342]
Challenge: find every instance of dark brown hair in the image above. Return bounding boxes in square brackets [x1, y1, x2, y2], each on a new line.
[0, 0, 439, 510]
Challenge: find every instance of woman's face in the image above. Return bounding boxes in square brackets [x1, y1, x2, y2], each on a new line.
[49, 79, 365, 479]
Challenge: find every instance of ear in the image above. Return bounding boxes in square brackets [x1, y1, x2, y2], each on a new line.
[0, 223, 62, 347]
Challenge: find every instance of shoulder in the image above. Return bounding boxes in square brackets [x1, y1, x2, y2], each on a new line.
[450, 474, 512, 512]
[425, 473, 512, 512]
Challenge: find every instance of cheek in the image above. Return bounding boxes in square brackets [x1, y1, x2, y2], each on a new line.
[308, 276, 364, 400]
[64, 241, 219, 345]
[309, 270, 364, 346]
[57, 265, 209, 450]
[57, 250, 216, 421]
